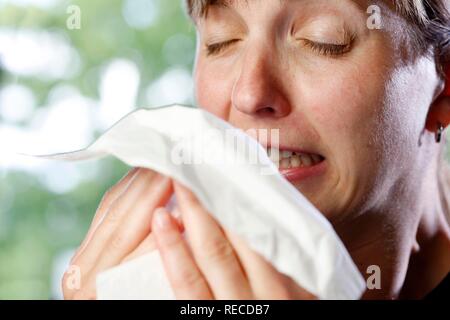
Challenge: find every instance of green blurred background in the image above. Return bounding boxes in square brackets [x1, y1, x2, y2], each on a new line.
[0, 0, 196, 299]
[1, 0, 450, 300]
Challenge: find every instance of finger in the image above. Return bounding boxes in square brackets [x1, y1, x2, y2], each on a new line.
[64, 168, 142, 299]
[121, 233, 156, 263]
[84, 174, 173, 278]
[174, 182, 252, 299]
[72, 169, 165, 274]
[172, 206, 184, 232]
[152, 207, 213, 300]
[65, 169, 159, 299]
[69, 172, 173, 299]
[93, 167, 140, 226]
[122, 206, 184, 263]
[71, 167, 140, 262]
[225, 231, 317, 300]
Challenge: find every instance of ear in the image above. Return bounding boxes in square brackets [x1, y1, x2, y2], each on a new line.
[425, 65, 450, 133]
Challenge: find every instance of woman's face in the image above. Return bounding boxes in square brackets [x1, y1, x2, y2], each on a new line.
[193, 0, 441, 222]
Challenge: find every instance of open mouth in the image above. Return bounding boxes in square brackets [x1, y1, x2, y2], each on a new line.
[265, 147, 326, 182]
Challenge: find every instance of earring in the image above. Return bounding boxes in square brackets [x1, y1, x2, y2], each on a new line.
[436, 122, 444, 143]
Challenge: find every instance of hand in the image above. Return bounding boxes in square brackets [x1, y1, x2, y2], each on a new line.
[62, 168, 173, 300]
[152, 181, 317, 300]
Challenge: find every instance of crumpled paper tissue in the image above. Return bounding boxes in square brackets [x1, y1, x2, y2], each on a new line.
[38, 104, 365, 300]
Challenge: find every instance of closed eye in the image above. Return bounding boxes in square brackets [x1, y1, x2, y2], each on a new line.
[205, 38, 353, 57]
[300, 38, 353, 57]
[205, 39, 240, 56]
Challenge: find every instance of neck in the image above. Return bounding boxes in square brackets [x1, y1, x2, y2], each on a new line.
[400, 159, 450, 299]
[333, 156, 450, 300]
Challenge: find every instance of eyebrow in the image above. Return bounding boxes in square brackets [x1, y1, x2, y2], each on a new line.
[203, 0, 373, 12]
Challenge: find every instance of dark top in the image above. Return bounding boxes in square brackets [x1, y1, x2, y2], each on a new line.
[424, 272, 450, 300]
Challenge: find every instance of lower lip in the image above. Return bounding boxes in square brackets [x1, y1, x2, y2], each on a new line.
[279, 159, 327, 182]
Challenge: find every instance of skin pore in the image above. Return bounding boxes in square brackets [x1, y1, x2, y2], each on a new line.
[192, 0, 450, 299]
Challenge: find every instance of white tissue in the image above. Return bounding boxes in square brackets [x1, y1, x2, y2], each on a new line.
[39, 104, 365, 300]
[96, 251, 175, 300]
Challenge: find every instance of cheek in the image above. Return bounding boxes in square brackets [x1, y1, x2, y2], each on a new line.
[377, 57, 440, 165]
[298, 63, 388, 160]
[293, 55, 397, 215]
[194, 58, 233, 120]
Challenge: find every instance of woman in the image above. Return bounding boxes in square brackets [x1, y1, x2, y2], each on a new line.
[63, 0, 450, 299]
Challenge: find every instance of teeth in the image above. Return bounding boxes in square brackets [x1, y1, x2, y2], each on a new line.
[266, 148, 323, 169]
[281, 150, 293, 158]
[280, 158, 291, 169]
[290, 155, 302, 168]
[300, 154, 312, 166]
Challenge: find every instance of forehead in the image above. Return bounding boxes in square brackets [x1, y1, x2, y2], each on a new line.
[191, 0, 399, 26]
[193, 0, 394, 20]
[198, 0, 385, 11]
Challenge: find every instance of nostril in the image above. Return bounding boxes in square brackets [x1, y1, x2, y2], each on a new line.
[258, 106, 276, 116]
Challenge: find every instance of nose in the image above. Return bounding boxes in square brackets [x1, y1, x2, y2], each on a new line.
[231, 47, 292, 118]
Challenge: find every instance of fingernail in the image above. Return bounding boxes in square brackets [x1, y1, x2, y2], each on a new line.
[154, 208, 171, 230]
